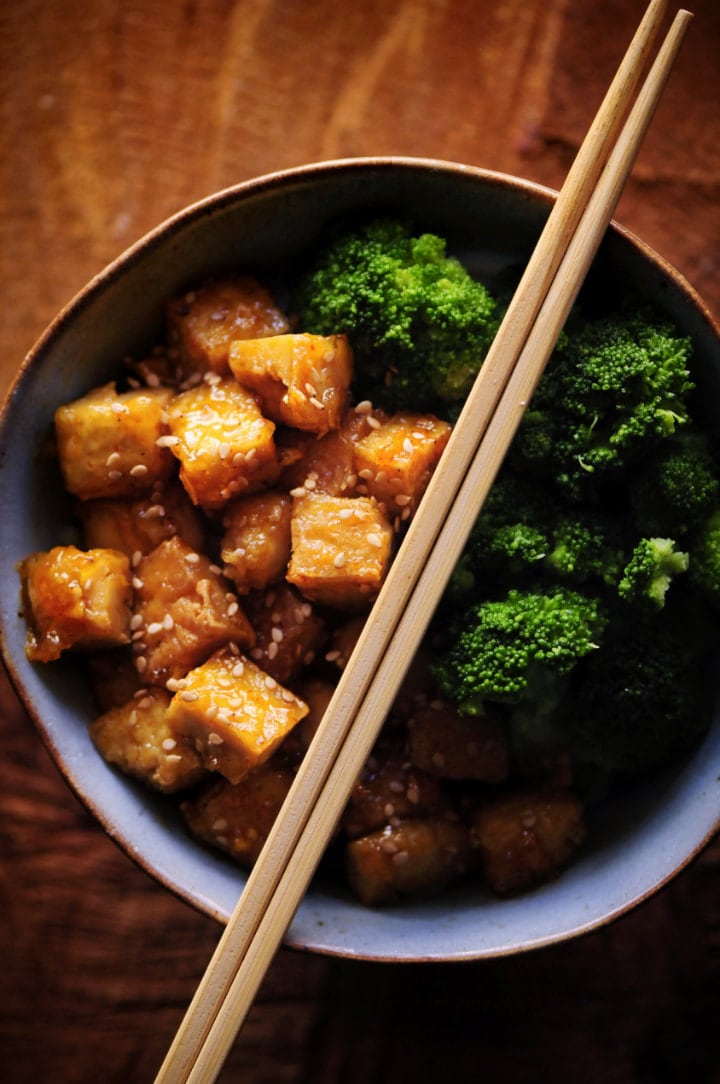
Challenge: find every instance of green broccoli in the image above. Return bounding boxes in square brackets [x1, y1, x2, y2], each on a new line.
[295, 218, 498, 411]
[569, 605, 711, 777]
[687, 508, 720, 608]
[628, 429, 720, 537]
[617, 537, 689, 609]
[433, 586, 606, 717]
[511, 308, 695, 498]
[463, 465, 624, 591]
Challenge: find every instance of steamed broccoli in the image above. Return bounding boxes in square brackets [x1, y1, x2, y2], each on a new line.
[511, 308, 694, 498]
[687, 509, 720, 608]
[460, 465, 624, 593]
[617, 537, 689, 609]
[569, 606, 710, 777]
[628, 429, 719, 536]
[295, 218, 498, 411]
[433, 586, 606, 717]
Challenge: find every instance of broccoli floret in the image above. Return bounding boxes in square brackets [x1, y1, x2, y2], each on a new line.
[628, 430, 720, 537]
[570, 606, 711, 777]
[464, 466, 624, 590]
[687, 508, 720, 608]
[295, 218, 498, 411]
[433, 586, 606, 716]
[512, 308, 694, 498]
[617, 537, 689, 609]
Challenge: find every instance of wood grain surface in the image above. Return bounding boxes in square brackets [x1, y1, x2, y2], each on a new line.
[1, 2, 719, 1081]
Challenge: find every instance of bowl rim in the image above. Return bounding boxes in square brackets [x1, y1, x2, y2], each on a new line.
[2, 155, 720, 962]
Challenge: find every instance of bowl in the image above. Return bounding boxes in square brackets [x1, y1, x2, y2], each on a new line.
[2, 157, 720, 962]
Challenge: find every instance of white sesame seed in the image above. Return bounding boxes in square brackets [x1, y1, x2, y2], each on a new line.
[366, 533, 383, 548]
[355, 400, 373, 414]
[333, 552, 347, 568]
[130, 613, 143, 630]
[181, 690, 199, 702]
[207, 732, 224, 745]
[162, 738, 177, 751]
[130, 464, 149, 478]
[155, 434, 180, 447]
[402, 437, 414, 455]
[147, 621, 164, 635]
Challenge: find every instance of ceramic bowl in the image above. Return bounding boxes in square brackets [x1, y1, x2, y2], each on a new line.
[2, 158, 719, 961]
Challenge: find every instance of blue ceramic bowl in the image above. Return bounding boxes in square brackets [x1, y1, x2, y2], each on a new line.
[2, 158, 719, 960]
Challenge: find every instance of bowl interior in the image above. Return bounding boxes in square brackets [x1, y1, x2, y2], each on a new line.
[2, 157, 720, 961]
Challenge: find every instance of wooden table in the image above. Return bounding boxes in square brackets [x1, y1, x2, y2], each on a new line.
[2, 2, 719, 1080]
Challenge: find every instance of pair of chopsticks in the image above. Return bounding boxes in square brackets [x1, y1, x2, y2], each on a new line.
[156, 2, 692, 1079]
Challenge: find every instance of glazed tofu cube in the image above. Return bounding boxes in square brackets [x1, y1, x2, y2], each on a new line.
[221, 491, 292, 592]
[408, 701, 509, 783]
[166, 376, 278, 509]
[345, 815, 474, 906]
[290, 677, 336, 755]
[89, 687, 206, 793]
[166, 647, 308, 784]
[86, 648, 143, 711]
[182, 761, 295, 866]
[277, 408, 375, 498]
[228, 333, 353, 435]
[78, 480, 206, 557]
[55, 383, 175, 500]
[132, 536, 255, 685]
[471, 789, 586, 896]
[287, 495, 393, 611]
[243, 581, 326, 685]
[20, 545, 132, 663]
[342, 746, 445, 839]
[167, 276, 290, 374]
[354, 412, 451, 523]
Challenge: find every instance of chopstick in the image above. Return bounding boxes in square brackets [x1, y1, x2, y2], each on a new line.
[156, 4, 691, 1080]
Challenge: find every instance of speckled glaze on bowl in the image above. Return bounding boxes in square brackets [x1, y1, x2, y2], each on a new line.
[1, 158, 719, 961]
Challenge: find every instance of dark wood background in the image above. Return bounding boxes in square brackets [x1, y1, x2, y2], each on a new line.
[1, 2, 719, 1081]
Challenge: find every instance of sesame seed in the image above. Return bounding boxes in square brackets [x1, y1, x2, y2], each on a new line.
[333, 552, 347, 568]
[130, 464, 149, 478]
[227, 601, 239, 616]
[162, 738, 177, 751]
[392, 850, 410, 866]
[163, 614, 175, 630]
[155, 434, 180, 447]
[106, 452, 121, 467]
[130, 613, 143, 630]
[395, 494, 412, 506]
[290, 486, 307, 499]
[207, 732, 224, 745]
[181, 690, 199, 702]
[355, 400, 373, 414]
[366, 532, 383, 548]
[402, 438, 414, 455]
[267, 641, 279, 660]
[309, 397, 324, 410]
[212, 818, 228, 831]
[147, 621, 164, 635]
[132, 577, 144, 590]
[366, 416, 381, 429]
[264, 675, 277, 689]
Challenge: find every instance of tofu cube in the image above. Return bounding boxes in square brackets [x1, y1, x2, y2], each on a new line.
[471, 789, 586, 895]
[78, 480, 206, 558]
[243, 581, 326, 685]
[132, 536, 255, 685]
[167, 276, 290, 374]
[345, 816, 474, 907]
[86, 648, 143, 711]
[20, 545, 132, 662]
[287, 495, 393, 611]
[89, 687, 207, 793]
[228, 333, 353, 435]
[354, 412, 451, 522]
[166, 647, 308, 784]
[221, 491, 292, 592]
[408, 701, 509, 783]
[342, 746, 445, 839]
[166, 376, 278, 509]
[277, 408, 374, 498]
[182, 761, 295, 866]
[55, 383, 175, 500]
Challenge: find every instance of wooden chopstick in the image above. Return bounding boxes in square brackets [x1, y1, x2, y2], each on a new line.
[155, 4, 691, 1081]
